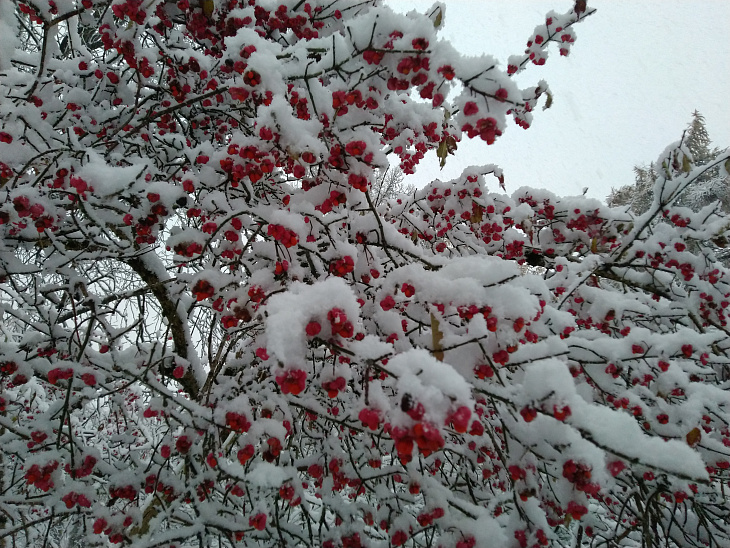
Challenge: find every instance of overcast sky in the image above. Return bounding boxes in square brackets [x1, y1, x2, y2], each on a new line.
[389, 1, 730, 202]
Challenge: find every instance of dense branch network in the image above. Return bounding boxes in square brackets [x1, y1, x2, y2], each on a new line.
[1, 1, 730, 548]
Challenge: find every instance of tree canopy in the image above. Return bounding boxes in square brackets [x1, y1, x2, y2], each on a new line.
[1, 1, 730, 548]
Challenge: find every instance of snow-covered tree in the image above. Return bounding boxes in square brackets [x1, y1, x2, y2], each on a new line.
[608, 112, 730, 265]
[371, 166, 414, 207]
[608, 111, 729, 213]
[2, 2, 730, 548]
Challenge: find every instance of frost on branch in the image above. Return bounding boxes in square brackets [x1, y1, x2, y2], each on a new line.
[3, 1, 730, 547]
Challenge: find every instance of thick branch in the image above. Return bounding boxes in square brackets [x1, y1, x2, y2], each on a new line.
[126, 256, 200, 399]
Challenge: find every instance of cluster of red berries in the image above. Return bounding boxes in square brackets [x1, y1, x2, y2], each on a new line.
[321, 377, 346, 398]
[358, 408, 381, 430]
[267, 224, 298, 248]
[94, 515, 133, 544]
[275, 369, 307, 395]
[7, 196, 55, 232]
[225, 411, 252, 433]
[305, 307, 355, 341]
[109, 484, 138, 501]
[47, 367, 73, 385]
[24, 461, 59, 492]
[66, 455, 97, 479]
[563, 460, 600, 495]
[61, 491, 92, 509]
[461, 117, 502, 145]
[390, 421, 445, 464]
[315, 190, 347, 214]
[329, 256, 354, 277]
[192, 279, 215, 301]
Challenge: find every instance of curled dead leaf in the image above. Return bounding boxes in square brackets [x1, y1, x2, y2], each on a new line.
[686, 427, 701, 447]
[681, 155, 691, 173]
[437, 136, 457, 169]
[543, 91, 553, 110]
[712, 236, 728, 248]
[470, 202, 483, 224]
[432, 7, 443, 28]
[201, 0, 214, 18]
[430, 313, 444, 361]
[591, 238, 598, 253]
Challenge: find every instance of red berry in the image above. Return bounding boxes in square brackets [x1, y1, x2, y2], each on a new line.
[305, 321, 321, 337]
[520, 406, 537, 422]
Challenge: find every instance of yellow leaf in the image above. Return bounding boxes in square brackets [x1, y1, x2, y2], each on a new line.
[430, 313, 444, 361]
[470, 201, 483, 224]
[201, 0, 214, 18]
[437, 140, 448, 169]
[436, 136, 456, 170]
[686, 427, 701, 447]
[287, 147, 300, 161]
[543, 91, 553, 110]
[432, 8, 443, 28]
[682, 155, 691, 173]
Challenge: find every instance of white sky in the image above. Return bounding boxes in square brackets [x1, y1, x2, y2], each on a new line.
[389, 0, 730, 202]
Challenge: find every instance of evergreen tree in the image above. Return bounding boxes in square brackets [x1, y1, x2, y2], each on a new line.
[685, 110, 714, 163]
[608, 111, 728, 213]
[681, 111, 728, 210]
